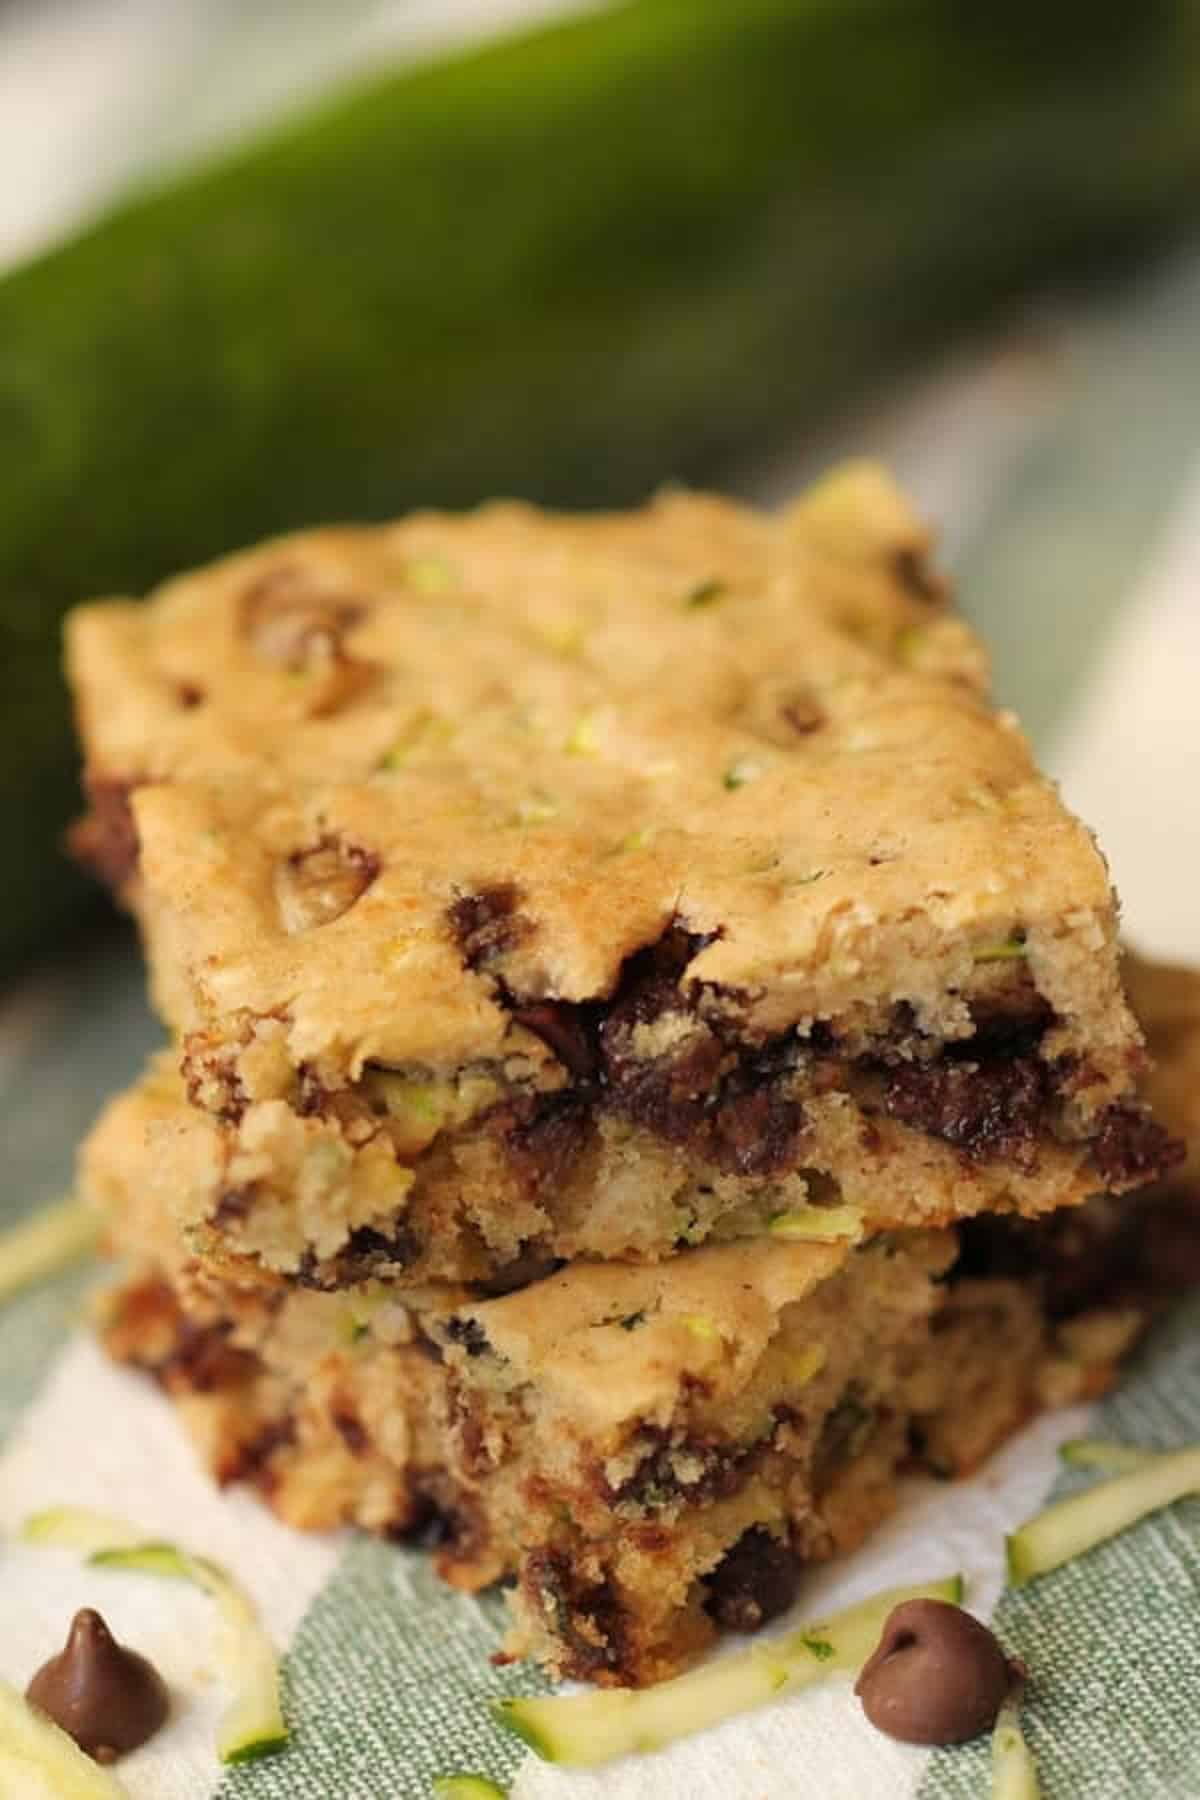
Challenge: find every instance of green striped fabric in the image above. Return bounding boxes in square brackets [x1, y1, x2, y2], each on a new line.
[219, 1550, 544, 1798]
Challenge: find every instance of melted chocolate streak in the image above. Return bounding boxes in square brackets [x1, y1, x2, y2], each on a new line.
[447, 890, 1181, 1190]
[461, 905, 811, 1180]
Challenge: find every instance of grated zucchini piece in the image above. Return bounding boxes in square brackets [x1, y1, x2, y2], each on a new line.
[0, 1676, 128, 1797]
[990, 1698, 1041, 1800]
[1007, 1445, 1200, 1585]
[0, 1197, 97, 1304]
[493, 1574, 962, 1766]
[23, 1510, 286, 1764]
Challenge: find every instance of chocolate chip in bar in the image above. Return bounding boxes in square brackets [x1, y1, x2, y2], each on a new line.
[239, 563, 364, 670]
[67, 773, 143, 891]
[1090, 1102, 1185, 1188]
[511, 1000, 597, 1080]
[275, 834, 380, 933]
[882, 1053, 1048, 1168]
[448, 884, 532, 972]
[26, 1608, 169, 1763]
[704, 1527, 801, 1633]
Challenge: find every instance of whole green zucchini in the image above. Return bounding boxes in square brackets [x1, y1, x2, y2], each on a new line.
[2, 0, 1199, 972]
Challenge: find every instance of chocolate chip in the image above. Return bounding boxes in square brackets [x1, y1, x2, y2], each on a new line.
[587, 923, 819, 1177]
[523, 1548, 626, 1681]
[854, 1599, 1015, 1745]
[228, 1416, 297, 1485]
[892, 546, 945, 603]
[1090, 1103, 1185, 1188]
[778, 689, 826, 736]
[163, 1317, 255, 1393]
[512, 1001, 596, 1080]
[394, 1480, 488, 1564]
[448, 884, 532, 972]
[705, 1528, 800, 1633]
[606, 926, 712, 1022]
[473, 1251, 565, 1298]
[212, 1186, 252, 1226]
[446, 1316, 489, 1358]
[737, 681, 826, 746]
[391, 1490, 458, 1550]
[341, 1222, 419, 1275]
[966, 994, 1053, 1052]
[598, 936, 716, 1128]
[27, 1609, 169, 1763]
[332, 1406, 369, 1455]
[275, 835, 379, 933]
[493, 920, 809, 1183]
[613, 1431, 756, 1511]
[238, 567, 378, 714]
[239, 564, 365, 670]
[882, 1053, 1048, 1167]
[293, 1220, 422, 1290]
[505, 1091, 592, 1192]
[67, 774, 143, 891]
[711, 1076, 806, 1177]
[601, 1021, 724, 1148]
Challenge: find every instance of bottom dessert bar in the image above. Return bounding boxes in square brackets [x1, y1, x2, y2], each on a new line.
[85, 1076, 1199, 1688]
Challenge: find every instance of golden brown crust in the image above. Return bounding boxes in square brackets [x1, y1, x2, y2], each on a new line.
[68, 470, 1135, 1088]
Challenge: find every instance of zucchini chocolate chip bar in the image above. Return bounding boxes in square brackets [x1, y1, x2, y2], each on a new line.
[66, 472, 1177, 1289]
[94, 1145, 959, 1688]
[94, 1189, 1196, 1691]
[85, 985, 1198, 1688]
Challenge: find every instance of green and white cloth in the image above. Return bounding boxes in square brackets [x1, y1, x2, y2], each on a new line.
[2, 127, 1200, 1800]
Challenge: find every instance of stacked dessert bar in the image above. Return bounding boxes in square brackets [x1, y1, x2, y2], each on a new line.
[67, 465, 1193, 1685]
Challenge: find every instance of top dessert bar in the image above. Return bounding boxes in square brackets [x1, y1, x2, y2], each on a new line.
[66, 466, 1178, 1287]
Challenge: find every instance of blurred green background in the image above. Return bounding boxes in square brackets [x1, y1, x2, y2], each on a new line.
[3, 0, 1200, 980]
